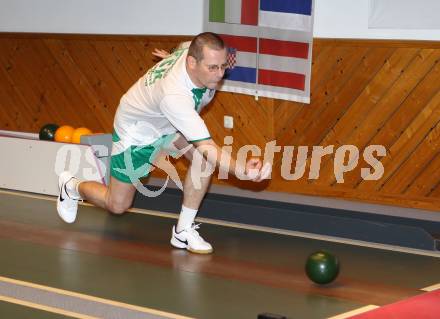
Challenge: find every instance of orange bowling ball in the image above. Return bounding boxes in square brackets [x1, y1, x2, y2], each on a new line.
[71, 127, 92, 144]
[54, 125, 75, 143]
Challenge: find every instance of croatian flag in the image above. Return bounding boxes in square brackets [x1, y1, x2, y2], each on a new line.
[205, 0, 314, 103]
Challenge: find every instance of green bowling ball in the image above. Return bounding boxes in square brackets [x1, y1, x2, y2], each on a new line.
[39, 123, 59, 141]
[305, 250, 340, 284]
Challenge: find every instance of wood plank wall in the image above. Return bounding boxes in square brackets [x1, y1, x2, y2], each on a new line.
[0, 33, 438, 212]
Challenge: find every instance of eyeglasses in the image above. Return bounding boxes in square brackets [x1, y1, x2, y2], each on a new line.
[204, 63, 229, 72]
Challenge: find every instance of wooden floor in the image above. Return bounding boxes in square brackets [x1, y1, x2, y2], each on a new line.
[0, 190, 439, 319]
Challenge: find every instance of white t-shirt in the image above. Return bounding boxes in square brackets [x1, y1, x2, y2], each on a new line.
[113, 46, 215, 154]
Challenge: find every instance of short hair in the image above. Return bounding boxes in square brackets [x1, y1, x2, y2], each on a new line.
[188, 32, 225, 62]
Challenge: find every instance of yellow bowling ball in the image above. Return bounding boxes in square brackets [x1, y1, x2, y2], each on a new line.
[71, 127, 93, 144]
[54, 125, 75, 143]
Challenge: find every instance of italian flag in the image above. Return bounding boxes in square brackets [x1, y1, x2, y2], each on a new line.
[209, 0, 259, 25]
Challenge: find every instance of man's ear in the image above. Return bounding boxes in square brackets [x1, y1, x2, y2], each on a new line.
[187, 55, 198, 69]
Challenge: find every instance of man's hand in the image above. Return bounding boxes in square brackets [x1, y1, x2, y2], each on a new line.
[192, 139, 272, 182]
[152, 48, 171, 59]
[245, 158, 272, 182]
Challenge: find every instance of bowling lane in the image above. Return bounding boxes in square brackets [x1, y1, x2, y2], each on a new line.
[0, 190, 439, 318]
[0, 300, 71, 319]
[0, 237, 367, 319]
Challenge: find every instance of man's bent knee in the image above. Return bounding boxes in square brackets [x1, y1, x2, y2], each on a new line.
[105, 176, 136, 215]
[106, 200, 131, 215]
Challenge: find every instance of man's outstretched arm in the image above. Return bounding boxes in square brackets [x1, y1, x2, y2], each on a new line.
[192, 138, 271, 182]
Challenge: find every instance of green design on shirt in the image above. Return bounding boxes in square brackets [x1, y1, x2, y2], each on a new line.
[145, 48, 185, 86]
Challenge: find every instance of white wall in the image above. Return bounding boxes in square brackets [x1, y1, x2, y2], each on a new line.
[313, 0, 440, 40]
[0, 0, 205, 35]
[0, 0, 439, 40]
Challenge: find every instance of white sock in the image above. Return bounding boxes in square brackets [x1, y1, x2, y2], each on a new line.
[65, 178, 82, 199]
[176, 206, 198, 232]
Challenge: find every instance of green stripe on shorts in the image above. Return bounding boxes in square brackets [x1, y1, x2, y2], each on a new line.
[110, 145, 155, 184]
[112, 130, 121, 142]
[110, 133, 176, 184]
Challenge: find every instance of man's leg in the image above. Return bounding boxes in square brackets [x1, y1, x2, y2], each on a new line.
[78, 177, 137, 214]
[178, 155, 212, 229]
[168, 134, 214, 254]
[57, 140, 149, 223]
[57, 173, 137, 223]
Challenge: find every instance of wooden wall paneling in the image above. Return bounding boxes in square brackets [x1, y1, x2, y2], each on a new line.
[317, 39, 440, 49]
[91, 40, 135, 93]
[61, 39, 123, 129]
[18, 38, 63, 129]
[357, 90, 440, 191]
[128, 37, 191, 77]
[273, 47, 331, 144]
[317, 48, 419, 154]
[0, 42, 35, 130]
[214, 92, 271, 149]
[273, 45, 383, 140]
[320, 49, 437, 187]
[200, 98, 234, 146]
[124, 39, 164, 75]
[272, 45, 342, 140]
[357, 57, 440, 191]
[273, 46, 373, 190]
[429, 183, 440, 198]
[273, 100, 302, 140]
[0, 73, 29, 130]
[200, 96, 227, 140]
[277, 47, 370, 150]
[121, 37, 184, 81]
[77, 39, 126, 103]
[310, 46, 355, 95]
[308, 47, 395, 151]
[264, 172, 440, 210]
[311, 48, 420, 186]
[405, 153, 440, 196]
[380, 53, 439, 142]
[380, 119, 439, 193]
[233, 94, 274, 144]
[0, 41, 32, 129]
[273, 42, 337, 142]
[44, 39, 113, 131]
[25, 39, 64, 129]
[310, 40, 327, 61]
[0, 39, 38, 129]
[107, 40, 145, 85]
[30, 39, 96, 130]
[0, 39, 63, 131]
[320, 49, 440, 188]
[260, 96, 275, 142]
[303, 47, 397, 187]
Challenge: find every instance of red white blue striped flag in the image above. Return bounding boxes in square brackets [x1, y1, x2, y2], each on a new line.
[206, 0, 314, 103]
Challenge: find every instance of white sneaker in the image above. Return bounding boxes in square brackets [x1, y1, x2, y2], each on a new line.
[57, 171, 80, 223]
[171, 223, 213, 254]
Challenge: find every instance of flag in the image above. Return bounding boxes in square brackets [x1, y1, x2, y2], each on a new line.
[225, 47, 237, 69]
[258, 37, 309, 91]
[205, 0, 315, 103]
[257, 28, 312, 101]
[209, 0, 259, 25]
[222, 35, 257, 85]
[207, 22, 259, 97]
[259, 0, 313, 31]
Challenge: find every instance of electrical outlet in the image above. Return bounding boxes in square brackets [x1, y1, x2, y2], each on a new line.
[224, 115, 234, 129]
